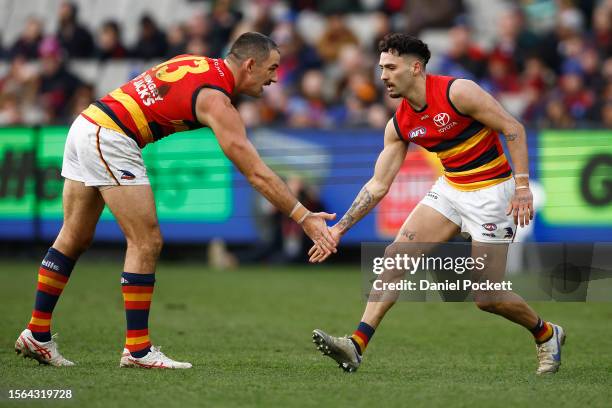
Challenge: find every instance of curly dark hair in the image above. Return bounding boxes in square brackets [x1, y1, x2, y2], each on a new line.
[378, 33, 431, 66]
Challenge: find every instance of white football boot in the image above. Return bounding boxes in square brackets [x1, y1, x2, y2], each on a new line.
[15, 329, 75, 366]
[536, 323, 566, 375]
[312, 329, 362, 372]
[120, 346, 192, 369]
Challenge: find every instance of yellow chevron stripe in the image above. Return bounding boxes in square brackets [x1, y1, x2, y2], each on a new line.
[153, 55, 205, 69]
[29, 317, 51, 326]
[81, 105, 126, 135]
[125, 335, 150, 345]
[444, 154, 508, 178]
[109, 89, 153, 144]
[437, 127, 492, 160]
[351, 334, 366, 351]
[444, 174, 512, 191]
[38, 275, 66, 289]
[122, 293, 153, 301]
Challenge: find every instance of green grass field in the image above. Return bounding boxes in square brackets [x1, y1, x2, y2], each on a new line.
[1, 260, 611, 407]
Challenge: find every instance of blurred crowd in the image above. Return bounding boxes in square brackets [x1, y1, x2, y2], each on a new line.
[0, 0, 610, 129]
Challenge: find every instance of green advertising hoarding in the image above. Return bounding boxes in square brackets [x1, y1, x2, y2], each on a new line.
[539, 130, 612, 226]
[0, 127, 232, 222]
[0, 128, 36, 217]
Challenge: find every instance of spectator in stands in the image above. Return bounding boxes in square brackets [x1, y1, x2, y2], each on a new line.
[591, 1, 611, 57]
[208, 0, 243, 57]
[248, 1, 276, 36]
[287, 69, 330, 127]
[0, 0, 610, 130]
[132, 15, 167, 59]
[0, 55, 40, 123]
[166, 24, 188, 58]
[95, 21, 127, 61]
[9, 17, 44, 60]
[366, 103, 389, 129]
[185, 37, 209, 56]
[68, 83, 94, 120]
[601, 101, 612, 128]
[341, 70, 378, 127]
[558, 63, 595, 124]
[578, 47, 603, 89]
[56, 1, 94, 58]
[542, 99, 575, 129]
[489, 8, 539, 74]
[271, 20, 322, 91]
[520, 56, 554, 123]
[589, 81, 612, 125]
[37, 37, 82, 124]
[0, 94, 23, 125]
[404, 0, 465, 36]
[185, 12, 209, 43]
[370, 11, 392, 52]
[258, 82, 290, 124]
[316, 14, 359, 63]
[536, 3, 585, 73]
[237, 100, 263, 128]
[437, 17, 487, 80]
[483, 53, 523, 93]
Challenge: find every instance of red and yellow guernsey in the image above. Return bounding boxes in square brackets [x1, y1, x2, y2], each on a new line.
[82, 55, 235, 148]
[394, 74, 512, 191]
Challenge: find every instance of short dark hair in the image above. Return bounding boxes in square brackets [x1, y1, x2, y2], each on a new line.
[228, 32, 279, 63]
[378, 33, 431, 66]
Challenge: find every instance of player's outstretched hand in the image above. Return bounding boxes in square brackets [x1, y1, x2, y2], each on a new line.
[301, 212, 338, 258]
[506, 186, 534, 228]
[308, 224, 342, 263]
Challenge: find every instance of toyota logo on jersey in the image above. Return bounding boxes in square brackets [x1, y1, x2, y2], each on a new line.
[433, 112, 450, 127]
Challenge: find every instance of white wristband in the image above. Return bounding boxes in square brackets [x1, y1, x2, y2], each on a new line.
[514, 173, 530, 178]
[289, 202, 303, 218]
[516, 185, 530, 190]
[297, 211, 311, 224]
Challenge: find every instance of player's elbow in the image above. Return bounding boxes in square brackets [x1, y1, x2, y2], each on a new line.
[501, 121, 526, 141]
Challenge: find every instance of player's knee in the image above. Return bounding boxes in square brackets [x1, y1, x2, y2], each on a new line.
[381, 243, 411, 279]
[56, 228, 94, 257]
[150, 232, 163, 255]
[128, 230, 163, 258]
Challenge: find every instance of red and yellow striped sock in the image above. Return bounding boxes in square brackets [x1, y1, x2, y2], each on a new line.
[531, 318, 553, 344]
[350, 322, 376, 355]
[27, 248, 75, 342]
[121, 272, 155, 358]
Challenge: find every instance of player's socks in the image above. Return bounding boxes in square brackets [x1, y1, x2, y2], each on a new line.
[531, 318, 554, 344]
[27, 248, 75, 342]
[122, 272, 155, 358]
[349, 322, 376, 355]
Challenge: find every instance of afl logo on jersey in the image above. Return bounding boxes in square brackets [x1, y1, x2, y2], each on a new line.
[409, 126, 426, 139]
[433, 112, 450, 127]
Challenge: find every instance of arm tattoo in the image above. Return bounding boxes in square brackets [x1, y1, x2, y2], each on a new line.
[400, 229, 417, 240]
[504, 133, 518, 142]
[337, 186, 375, 234]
